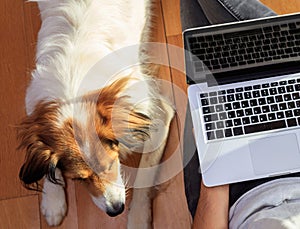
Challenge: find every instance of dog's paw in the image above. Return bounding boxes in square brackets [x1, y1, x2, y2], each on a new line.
[127, 198, 152, 229]
[41, 179, 67, 226]
[41, 200, 67, 226]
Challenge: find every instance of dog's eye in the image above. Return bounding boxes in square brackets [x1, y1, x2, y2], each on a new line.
[107, 139, 118, 149]
[72, 177, 87, 182]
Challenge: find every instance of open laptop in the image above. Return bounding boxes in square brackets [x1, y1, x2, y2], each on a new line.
[183, 13, 300, 187]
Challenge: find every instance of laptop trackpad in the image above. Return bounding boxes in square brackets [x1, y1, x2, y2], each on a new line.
[249, 134, 300, 175]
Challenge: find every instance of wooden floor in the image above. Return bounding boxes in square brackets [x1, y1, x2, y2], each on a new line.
[0, 0, 299, 228]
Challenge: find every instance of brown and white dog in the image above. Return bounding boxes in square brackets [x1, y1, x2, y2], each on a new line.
[18, 0, 174, 228]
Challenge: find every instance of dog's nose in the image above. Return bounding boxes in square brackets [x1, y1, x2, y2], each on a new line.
[106, 202, 125, 217]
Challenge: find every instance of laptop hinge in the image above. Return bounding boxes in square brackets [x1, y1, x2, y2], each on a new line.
[207, 61, 300, 87]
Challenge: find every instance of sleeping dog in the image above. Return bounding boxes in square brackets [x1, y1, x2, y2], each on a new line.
[18, 0, 174, 228]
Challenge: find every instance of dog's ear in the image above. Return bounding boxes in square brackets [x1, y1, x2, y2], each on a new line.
[17, 102, 62, 191]
[18, 139, 59, 191]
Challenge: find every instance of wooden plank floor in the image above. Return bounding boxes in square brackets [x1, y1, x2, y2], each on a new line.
[0, 0, 299, 228]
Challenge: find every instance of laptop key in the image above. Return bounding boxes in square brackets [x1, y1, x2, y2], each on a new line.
[235, 93, 243, 100]
[250, 99, 258, 106]
[292, 93, 300, 99]
[262, 83, 270, 88]
[253, 91, 261, 98]
[244, 120, 286, 134]
[261, 89, 269, 96]
[203, 106, 215, 114]
[225, 129, 233, 137]
[271, 104, 279, 111]
[276, 111, 285, 119]
[285, 110, 293, 118]
[216, 121, 224, 129]
[219, 112, 227, 120]
[242, 117, 250, 125]
[227, 89, 235, 94]
[283, 94, 292, 101]
[279, 80, 287, 85]
[233, 127, 243, 136]
[228, 111, 236, 119]
[279, 103, 287, 110]
[201, 99, 209, 106]
[251, 116, 259, 123]
[236, 87, 243, 92]
[225, 120, 233, 127]
[288, 101, 296, 109]
[267, 96, 275, 104]
[245, 108, 253, 116]
[286, 85, 294, 92]
[218, 96, 227, 103]
[209, 91, 217, 96]
[269, 88, 277, 95]
[275, 95, 283, 102]
[262, 106, 270, 113]
[205, 123, 216, 131]
[268, 113, 276, 120]
[244, 92, 252, 99]
[241, 101, 249, 108]
[259, 114, 268, 122]
[253, 107, 262, 114]
[258, 98, 266, 105]
[236, 110, 244, 117]
[204, 114, 216, 122]
[232, 102, 241, 109]
[215, 105, 224, 112]
[295, 84, 300, 91]
[288, 79, 296, 84]
[207, 131, 216, 140]
[234, 118, 242, 126]
[210, 97, 218, 104]
[227, 94, 235, 102]
[224, 103, 232, 111]
[294, 109, 300, 116]
[278, 86, 286, 93]
[216, 130, 224, 139]
[217, 90, 226, 96]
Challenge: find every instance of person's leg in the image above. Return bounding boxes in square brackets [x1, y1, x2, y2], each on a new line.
[216, 0, 277, 21]
[180, 0, 209, 32]
[197, 0, 238, 24]
[180, 0, 240, 32]
[198, 0, 276, 24]
[181, 0, 277, 32]
[182, 105, 200, 217]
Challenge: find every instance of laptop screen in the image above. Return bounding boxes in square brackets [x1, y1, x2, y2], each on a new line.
[183, 13, 300, 86]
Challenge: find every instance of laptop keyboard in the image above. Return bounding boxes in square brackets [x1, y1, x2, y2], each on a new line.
[200, 78, 300, 141]
[189, 21, 300, 73]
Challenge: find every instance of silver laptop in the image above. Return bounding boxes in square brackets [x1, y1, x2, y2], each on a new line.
[183, 13, 300, 187]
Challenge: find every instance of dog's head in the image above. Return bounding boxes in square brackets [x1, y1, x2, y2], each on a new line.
[18, 78, 151, 217]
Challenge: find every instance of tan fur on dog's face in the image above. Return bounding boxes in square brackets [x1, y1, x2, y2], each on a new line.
[18, 78, 151, 216]
[56, 118, 121, 197]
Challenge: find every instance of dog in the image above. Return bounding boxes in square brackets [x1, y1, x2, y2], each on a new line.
[18, 0, 174, 228]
